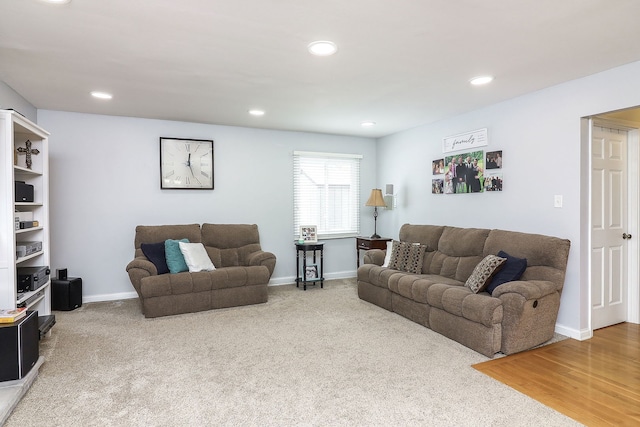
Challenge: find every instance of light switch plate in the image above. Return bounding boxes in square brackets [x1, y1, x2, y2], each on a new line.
[554, 195, 563, 208]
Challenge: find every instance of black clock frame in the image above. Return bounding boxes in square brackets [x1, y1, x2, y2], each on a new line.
[159, 137, 214, 190]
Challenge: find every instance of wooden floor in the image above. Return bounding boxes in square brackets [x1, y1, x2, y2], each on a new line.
[473, 323, 640, 426]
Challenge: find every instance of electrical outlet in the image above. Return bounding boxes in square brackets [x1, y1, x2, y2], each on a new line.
[554, 195, 563, 208]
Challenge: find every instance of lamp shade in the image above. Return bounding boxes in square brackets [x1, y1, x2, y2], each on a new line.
[365, 189, 387, 207]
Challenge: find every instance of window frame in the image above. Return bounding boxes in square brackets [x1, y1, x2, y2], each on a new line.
[293, 151, 362, 240]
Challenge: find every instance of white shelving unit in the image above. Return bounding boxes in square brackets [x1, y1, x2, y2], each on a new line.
[0, 110, 51, 316]
[0, 109, 50, 427]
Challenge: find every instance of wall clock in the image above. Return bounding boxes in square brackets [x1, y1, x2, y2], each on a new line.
[160, 137, 214, 189]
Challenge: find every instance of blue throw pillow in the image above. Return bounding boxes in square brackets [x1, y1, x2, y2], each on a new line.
[165, 238, 190, 274]
[486, 250, 527, 295]
[141, 241, 169, 275]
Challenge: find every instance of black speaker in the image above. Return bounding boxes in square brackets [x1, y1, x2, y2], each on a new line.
[52, 277, 82, 311]
[0, 310, 40, 382]
[14, 181, 34, 202]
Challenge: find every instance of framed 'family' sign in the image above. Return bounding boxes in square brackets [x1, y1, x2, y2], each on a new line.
[443, 128, 488, 153]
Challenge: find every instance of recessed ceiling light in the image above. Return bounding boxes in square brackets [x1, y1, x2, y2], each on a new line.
[91, 91, 112, 100]
[361, 121, 376, 127]
[469, 76, 494, 86]
[40, 0, 71, 4]
[248, 109, 265, 116]
[308, 41, 338, 56]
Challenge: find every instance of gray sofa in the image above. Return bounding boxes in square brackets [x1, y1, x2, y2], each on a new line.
[126, 223, 276, 318]
[357, 224, 570, 357]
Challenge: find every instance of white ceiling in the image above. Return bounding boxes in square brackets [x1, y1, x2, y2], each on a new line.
[2, 0, 640, 138]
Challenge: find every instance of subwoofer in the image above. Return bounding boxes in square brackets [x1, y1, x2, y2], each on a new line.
[0, 310, 39, 382]
[52, 277, 82, 311]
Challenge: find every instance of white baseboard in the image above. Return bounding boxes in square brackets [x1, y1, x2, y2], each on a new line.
[555, 323, 592, 341]
[83, 291, 138, 304]
[268, 271, 356, 286]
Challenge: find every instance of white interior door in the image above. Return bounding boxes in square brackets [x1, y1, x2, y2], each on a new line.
[591, 125, 629, 329]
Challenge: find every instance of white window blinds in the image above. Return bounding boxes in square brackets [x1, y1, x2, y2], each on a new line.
[293, 151, 362, 239]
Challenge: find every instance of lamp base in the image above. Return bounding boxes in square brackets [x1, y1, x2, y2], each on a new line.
[370, 233, 381, 239]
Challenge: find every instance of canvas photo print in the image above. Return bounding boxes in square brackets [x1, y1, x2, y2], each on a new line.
[484, 173, 503, 191]
[444, 150, 484, 194]
[485, 150, 502, 169]
[432, 159, 445, 175]
[432, 178, 444, 194]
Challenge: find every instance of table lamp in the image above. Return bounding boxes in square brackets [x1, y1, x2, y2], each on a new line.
[365, 188, 386, 239]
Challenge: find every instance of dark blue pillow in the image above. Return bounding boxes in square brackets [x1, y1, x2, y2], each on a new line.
[486, 250, 527, 295]
[141, 242, 169, 275]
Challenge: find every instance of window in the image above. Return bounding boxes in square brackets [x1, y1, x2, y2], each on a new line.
[293, 151, 362, 239]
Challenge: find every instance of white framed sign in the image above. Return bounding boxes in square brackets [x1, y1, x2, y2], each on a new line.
[299, 225, 318, 243]
[443, 128, 488, 153]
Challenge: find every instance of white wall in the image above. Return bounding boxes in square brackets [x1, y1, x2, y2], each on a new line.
[38, 111, 377, 301]
[0, 81, 37, 122]
[375, 59, 640, 339]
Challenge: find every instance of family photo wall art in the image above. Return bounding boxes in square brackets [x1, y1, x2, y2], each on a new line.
[431, 130, 503, 194]
[484, 150, 503, 192]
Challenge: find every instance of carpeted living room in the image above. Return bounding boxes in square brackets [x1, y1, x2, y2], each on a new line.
[2, 1, 640, 426]
[6, 280, 581, 427]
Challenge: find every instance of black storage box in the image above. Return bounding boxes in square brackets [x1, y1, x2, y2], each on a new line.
[52, 277, 82, 311]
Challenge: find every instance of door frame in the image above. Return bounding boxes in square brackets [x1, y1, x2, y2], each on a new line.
[588, 116, 640, 334]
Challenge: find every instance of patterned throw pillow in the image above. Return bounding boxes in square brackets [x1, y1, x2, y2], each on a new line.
[465, 255, 507, 293]
[388, 240, 426, 274]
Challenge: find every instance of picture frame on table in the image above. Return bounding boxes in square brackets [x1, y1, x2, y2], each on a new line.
[300, 225, 318, 243]
[305, 264, 319, 280]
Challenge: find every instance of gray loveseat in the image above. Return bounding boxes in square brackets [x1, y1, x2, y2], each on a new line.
[126, 223, 276, 318]
[357, 224, 570, 357]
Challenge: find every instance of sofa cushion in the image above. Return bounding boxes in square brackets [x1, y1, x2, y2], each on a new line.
[427, 284, 503, 327]
[357, 264, 404, 289]
[141, 241, 169, 275]
[388, 241, 426, 274]
[427, 227, 490, 282]
[139, 265, 271, 297]
[179, 242, 216, 272]
[486, 250, 527, 294]
[133, 224, 201, 258]
[388, 274, 461, 304]
[165, 238, 190, 273]
[398, 224, 444, 250]
[465, 255, 506, 293]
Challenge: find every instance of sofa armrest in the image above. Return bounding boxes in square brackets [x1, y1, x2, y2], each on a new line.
[491, 280, 558, 300]
[125, 256, 157, 294]
[247, 250, 277, 276]
[493, 280, 562, 355]
[363, 249, 385, 266]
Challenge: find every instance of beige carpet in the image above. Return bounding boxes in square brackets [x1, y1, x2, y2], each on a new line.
[5, 279, 581, 426]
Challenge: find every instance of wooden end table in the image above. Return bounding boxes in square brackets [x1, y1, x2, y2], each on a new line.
[356, 236, 392, 268]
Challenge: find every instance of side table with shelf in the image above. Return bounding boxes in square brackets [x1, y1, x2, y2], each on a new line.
[356, 236, 392, 268]
[295, 242, 324, 290]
